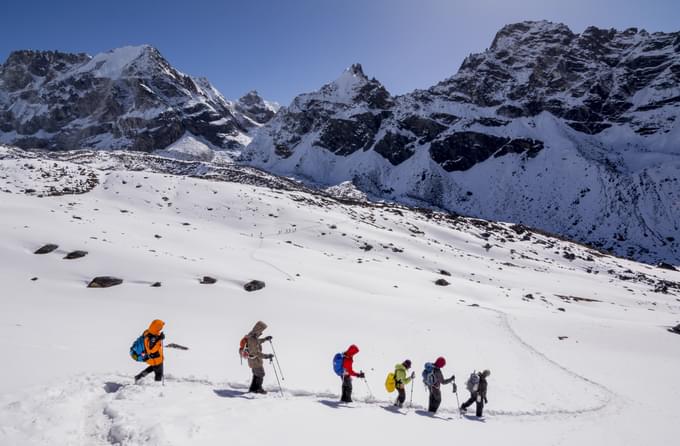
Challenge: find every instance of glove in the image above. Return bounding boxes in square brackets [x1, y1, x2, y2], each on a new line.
[410, 372, 416, 379]
[484, 398, 488, 404]
[264, 354, 274, 360]
[263, 336, 272, 341]
[149, 352, 160, 359]
[159, 333, 165, 340]
[452, 383, 457, 393]
[357, 372, 366, 378]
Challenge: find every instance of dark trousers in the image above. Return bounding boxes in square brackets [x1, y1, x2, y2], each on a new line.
[249, 367, 265, 392]
[341, 375, 353, 402]
[428, 386, 442, 413]
[461, 392, 484, 416]
[136, 363, 163, 382]
[396, 385, 406, 407]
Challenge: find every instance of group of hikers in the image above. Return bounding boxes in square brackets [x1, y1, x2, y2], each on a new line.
[131, 319, 491, 418]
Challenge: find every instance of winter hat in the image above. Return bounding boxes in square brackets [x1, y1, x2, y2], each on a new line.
[434, 357, 446, 368]
[403, 359, 412, 369]
[482, 369, 491, 377]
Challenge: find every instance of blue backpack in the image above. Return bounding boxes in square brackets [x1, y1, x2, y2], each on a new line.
[130, 335, 147, 362]
[422, 362, 435, 386]
[332, 352, 344, 376]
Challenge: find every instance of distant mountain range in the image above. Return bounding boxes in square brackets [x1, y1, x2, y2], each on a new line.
[1, 21, 678, 264]
[0, 45, 278, 154]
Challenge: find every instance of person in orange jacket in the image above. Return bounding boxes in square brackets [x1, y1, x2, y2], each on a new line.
[135, 319, 165, 383]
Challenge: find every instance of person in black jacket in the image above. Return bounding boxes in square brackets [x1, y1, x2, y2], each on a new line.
[427, 356, 455, 413]
[461, 369, 490, 417]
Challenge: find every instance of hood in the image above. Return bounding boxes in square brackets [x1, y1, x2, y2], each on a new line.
[345, 344, 359, 357]
[250, 320, 268, 336]
[148, 319, 165, 335]
[434, 356, 446, 368]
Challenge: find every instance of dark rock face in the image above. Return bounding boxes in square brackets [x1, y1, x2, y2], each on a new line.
[0, 46, 275, 151]
[430, 132, 543, 172]
[315, 113, 384, 156]
[34, 244, 58, 254]
[87, 276, 123, 288]
[64, 250, 88, 260]
[374, 132, 415, 165]
[244, 280, 266, 292]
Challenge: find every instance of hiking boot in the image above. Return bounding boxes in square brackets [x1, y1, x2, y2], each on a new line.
[254, 388, 267, 394]
[459, 406, 467, 414]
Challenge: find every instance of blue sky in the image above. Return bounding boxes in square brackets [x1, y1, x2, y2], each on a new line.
[1, 0, 678, 105]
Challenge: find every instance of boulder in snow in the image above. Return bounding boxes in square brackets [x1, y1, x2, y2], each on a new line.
[244, 280, 266, 292]
[435, 278, 450, 286]
[34, 244, 58, 254]
[64, 250, 88, 260]
[87, 276, 123, 288]
[200, 276, 217, 284]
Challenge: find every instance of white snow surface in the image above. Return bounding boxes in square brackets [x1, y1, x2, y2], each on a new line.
[1, 150, 679, 445]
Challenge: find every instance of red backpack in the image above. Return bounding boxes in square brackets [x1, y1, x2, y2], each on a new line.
[238, 336, 249, 360]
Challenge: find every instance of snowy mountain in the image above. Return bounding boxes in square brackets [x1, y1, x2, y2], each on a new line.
[244, 21, 680, 265]
[0, 45, 275, 154]
[1, 144, 679, 445]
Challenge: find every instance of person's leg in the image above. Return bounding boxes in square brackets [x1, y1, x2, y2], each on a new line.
[135, 365, 154, 382]
[254, 367, 266, 393]
[476, 398, 484, 417]
[341, 375, 353, 402]
[396, 386, 406, 407]
[461, 392, 476, 410]
[249, 369, 258, 392]
[153, 363, 164, 382]
[428, 387, 441, 413]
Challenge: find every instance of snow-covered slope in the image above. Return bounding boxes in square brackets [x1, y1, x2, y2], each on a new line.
[1, 146, 679, 445]
[0, 46, 275, 154]
[244, 21, 680, 265]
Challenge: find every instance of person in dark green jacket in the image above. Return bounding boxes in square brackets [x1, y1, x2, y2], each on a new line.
[394, 359, 415, 408]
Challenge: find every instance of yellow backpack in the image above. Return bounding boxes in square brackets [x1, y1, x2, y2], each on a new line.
[385, 371, 396, 393]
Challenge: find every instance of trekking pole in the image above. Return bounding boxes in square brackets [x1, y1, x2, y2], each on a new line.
[362, 375, 374, 401]
[409, 381, 414, 408]
[270, 358, 284, 397]
[453, 383, 461, 418]
[161, 339, 165, 387]
[268, 339, 285, 381]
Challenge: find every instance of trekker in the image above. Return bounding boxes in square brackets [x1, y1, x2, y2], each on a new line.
[134, 319, 165, 383]
[427, 356, 455, 413]
[461, 369, 491, 417]
[245, 321, 273, 394]
[340, 344, 365, 403]
[394, 359, 415, 408]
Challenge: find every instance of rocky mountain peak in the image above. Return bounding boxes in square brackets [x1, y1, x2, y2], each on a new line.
[490, 21, 575, 51]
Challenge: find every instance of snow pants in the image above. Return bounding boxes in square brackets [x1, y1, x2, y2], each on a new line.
[249, 367, 265, 392]
[461, 392, 484, 416]
[428, 386, 442, 413]
[396, 384, 406, 407]
[136, 363, 163, 382]
[341, 375, 353, 402]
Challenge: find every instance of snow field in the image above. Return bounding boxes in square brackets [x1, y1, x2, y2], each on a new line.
[1, 159, 679, 445]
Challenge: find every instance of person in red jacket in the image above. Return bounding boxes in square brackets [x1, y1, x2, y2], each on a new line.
[340, 344, 365, 403]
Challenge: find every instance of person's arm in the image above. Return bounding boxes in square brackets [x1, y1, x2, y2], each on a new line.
[343, 357, 362, 377]
[442, 374, 455, 385]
